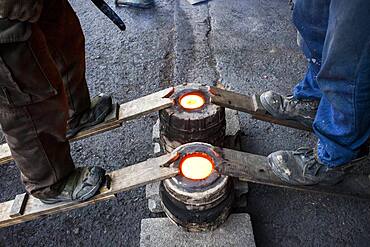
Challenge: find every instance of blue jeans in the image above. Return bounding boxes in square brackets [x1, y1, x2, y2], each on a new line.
[292, 0, 370, 167]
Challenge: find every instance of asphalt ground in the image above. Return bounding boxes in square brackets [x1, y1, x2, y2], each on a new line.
[1, 0, 370, 246]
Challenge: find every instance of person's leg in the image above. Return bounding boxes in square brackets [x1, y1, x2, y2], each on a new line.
[259, 0, 329, 128]
[0, 1, 107, 201]
[37, 0, 112, 138]
[37, 0, 90, 119]
[1, 96, 74, 198]
[0, 22, 74, 198]
[266, 0, 370, 185]
[292, 0, 330, 100]
[314, 0, 370, 166]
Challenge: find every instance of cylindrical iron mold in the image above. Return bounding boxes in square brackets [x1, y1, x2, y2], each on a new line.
[160, 143, 233, 232]
[159, 84, 226, 152]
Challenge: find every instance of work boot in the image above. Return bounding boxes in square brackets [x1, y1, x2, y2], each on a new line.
[267, 147, 367, 186]
[116, 0, 154, 8]
[260, 91, 319, 128]
[40, 166, 106, 204]
[67, 94, 112, 138]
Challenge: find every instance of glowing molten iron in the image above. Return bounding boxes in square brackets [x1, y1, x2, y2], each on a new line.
[180, 153, 214, 180]
[179, 93, 205, 110]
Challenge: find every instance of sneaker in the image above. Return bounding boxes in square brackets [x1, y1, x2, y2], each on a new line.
[67, 94, 112, 138]
[116, 0, 154, 8]
[40, 166, 106, 204]
[260, 91, 319, 128]
[267, 147, 367, 186]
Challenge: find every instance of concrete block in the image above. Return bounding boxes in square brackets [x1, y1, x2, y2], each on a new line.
[152, 119, 160, 142]
[224, 108, 241, 150]
[145, 181, 163, 213]
[153, 143, 161, 155]
[225, 108, 240, 136]
[233, 178, 249, 208]
[146, 181, 161, 199]
[140, 213, 256, 247]
[148, 199, 163, 213]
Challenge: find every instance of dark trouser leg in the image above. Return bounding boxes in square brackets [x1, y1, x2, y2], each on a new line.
[0, 93, 74, 198]
[0, 20, 75, 198]
[313, 0, 370, 166]
[38, 0, 90, 119]
[292, 0, 330, 100]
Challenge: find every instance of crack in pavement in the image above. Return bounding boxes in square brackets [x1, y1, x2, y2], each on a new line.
[172, 0, 220, 85]
[205, 3, 221, 84]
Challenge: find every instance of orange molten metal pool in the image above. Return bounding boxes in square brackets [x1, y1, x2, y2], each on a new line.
[179, 93, 205, 110]
[179, 153, 214, 180]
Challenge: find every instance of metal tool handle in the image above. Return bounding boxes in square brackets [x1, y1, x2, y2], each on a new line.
[90, 0, 126, 31]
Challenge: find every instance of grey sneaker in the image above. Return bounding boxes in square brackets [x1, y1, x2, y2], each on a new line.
[268, 147, 367, 186]
[40, 166, 106, 204]
[116, 0, 154, 8]
[260, 91, 319, 128]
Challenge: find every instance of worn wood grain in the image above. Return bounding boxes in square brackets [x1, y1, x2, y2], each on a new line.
[220, 148, 370, 200]
[209, 86, 265, 114]
[209, 86, 311, 131]
[0, 87, 174, 166]
[0, 144, 12, 165]
[118, 97, 173, 122]
[0, 153, 179, 228]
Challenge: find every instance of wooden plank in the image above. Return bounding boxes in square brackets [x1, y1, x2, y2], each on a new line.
[251, 113, 311, 131]
[209, 86, 265, 115]
[209, 86, 311, 131]
[0, 144, 12, 165]
[0, 194, 116, 229]
[0, 153, 179, 228]
[0, 87, 175, 166]
[219, 148, 370, 200]
[9, 193, 28, 218]
[118, 97, 173, 122]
